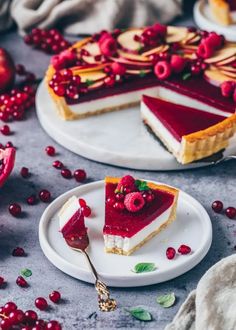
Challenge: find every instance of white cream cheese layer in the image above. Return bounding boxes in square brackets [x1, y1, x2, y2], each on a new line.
[58, 195, 79, 231]
[104, 206, 172, 253]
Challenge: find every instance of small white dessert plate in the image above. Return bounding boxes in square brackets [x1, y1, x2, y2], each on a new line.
[36, 81, 234, 171]
[39, 180, 212, 287]
[194, 0, 236, 42]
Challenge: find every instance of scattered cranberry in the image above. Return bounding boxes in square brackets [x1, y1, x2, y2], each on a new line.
[79, 198, 87, 207]
[166, 247, 176, 260]
[178, 244, 191, 255]
[39, 189, 51, 203]
[20, 166, 30, 178]
[46, 320, 62, 330]
[53, 160, 64, 169]
[49, 291, 61, 303]
[0, 124, 11, 135]
[16, 276, 28, 287]
[0, 276, 4, 286]
[212, 200, 223, 213]
[45, 145, 56, 156]
[12, 247, 25, 256]
[25, 310, 38, 324]
[74, 169, 87, 182]
[9, 309, 25, 324]
[225, 207, 236, 219]
[61, 168, 72, 179]
[27, 194, 37, 205]
[4, 301, 17, 314]
[35, 297, 48, 311]
[9, 203, 22, 217]
[81, 205, 91, 217]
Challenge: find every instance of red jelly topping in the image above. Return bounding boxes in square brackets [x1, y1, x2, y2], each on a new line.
[143, 95, 226, 142]
[104, 182, 174, 238]
[61, 208, 89, 250]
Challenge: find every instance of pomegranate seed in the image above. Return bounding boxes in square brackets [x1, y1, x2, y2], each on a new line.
[9, 203, 22, 217]
[79, 198, 87, 207]
[225, 207, 236, 219]
[46, 320, 62, 330]
[39, 189, 51, 203]
[49, 290, 61, 303]
[74, 169, 87, 182]
[16, 276, 28, 287]
[24, 310, 38, 324]
[0, 276, 5, 286]
[166, 247, 176, 260]
[35, 297, 48, 311]
[178, 244, 191, 255]
[212, 200, 223, 213]
[0, 124, 11, 135]
[4, 301, 17, 314]
[12, 247, 25, 256]
[9, 309, 25, 324]
[53, 160, 63, 169]
[61, 168, 72, 179]
[27, 194, 37, 205]
[45, 146, 56, 156]
[81, 205, 91, 217]
[20, 166, 30, 178]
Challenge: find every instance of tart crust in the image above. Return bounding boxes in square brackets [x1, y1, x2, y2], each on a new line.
[104, 177, 179, 256]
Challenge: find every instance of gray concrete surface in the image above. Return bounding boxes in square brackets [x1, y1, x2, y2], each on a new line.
[0, 28, 235, 330]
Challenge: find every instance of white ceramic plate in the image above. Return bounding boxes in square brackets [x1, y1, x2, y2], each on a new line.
[39, 180, 212, 287]
[194, 0, 236, 41]
[36, 81, 217, 171]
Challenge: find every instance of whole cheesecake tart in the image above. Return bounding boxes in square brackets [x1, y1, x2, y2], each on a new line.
[58, 196, 89, 250]
[141, 95, 236, 164]
[103, 175, 179, 256]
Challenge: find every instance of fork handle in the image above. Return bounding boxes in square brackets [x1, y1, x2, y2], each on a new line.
[81, 249, 99, 281]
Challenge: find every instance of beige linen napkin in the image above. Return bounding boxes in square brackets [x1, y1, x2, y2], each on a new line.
[165, 254, 236, 330]
[0, 0, 182, 34]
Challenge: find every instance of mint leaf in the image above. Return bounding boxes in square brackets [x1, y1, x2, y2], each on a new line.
[86, 79, 94, 86]
[133, 262, 157, 273]
[126, 307, 152, 321]
[20, 268, 32, 278]
[139, 70, 146, 78]
[182, 73, 191, 80]
[156, 292, 175, 308]
[135, 180, 149, 191]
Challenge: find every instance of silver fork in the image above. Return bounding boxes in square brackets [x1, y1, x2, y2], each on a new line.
[212, 155, 236, 165]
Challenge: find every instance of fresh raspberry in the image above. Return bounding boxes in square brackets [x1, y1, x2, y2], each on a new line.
[99, 31, 112, 43]
[197, 42, 214, 59]
[205, 32, 223, 49]
[153, 23, 167, 37]
[154, 61, 172, 80]
[99, 37, 117, 57]
[178, 244, 191, 255]
[116, 175, 136, 192]
[220, 81, 235, 97]
[170, 55, 186, 73]
[124, 192, 145, 212]
[50, 55, 65, 70]
[111, 62, 126, 75]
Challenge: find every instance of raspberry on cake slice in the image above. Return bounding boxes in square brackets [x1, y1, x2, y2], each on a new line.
[103, 175, 179, 256]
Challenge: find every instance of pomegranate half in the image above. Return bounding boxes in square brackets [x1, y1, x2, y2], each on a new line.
[0, 147, 15, 187]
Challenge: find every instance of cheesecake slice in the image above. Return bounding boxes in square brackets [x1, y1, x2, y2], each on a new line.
[103, 175, 179, 256]
[141, 95, 236, 164]
[58, 196, 89, 250]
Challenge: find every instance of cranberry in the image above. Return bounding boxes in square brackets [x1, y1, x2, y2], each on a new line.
[39, 189, 51, 203]
[46, 320, 62, 330]
[79, 198, 87, 207]
[81, 205, 91, 217]
[35, 297, 48, 311]
[0, 276, 4, 286]
[113, 202, 125, 211]
[16, 276, 28, 287]
[24, 310, 38, 324]
[178, 244, 191, 255]
[166, 247, 176, 260]
[191, 64, 202, 76]
[0, 112, 10, 122]
[74, 169, 87, 182]
[53, 160, 64, 169]
[9, 203, 22, 217]
[0, 319, 11, 330]
[61, 168, 72, 179]
[53, 84, 66, 97]
[115, 193, 124, 201]
[5, 141, 13, 148]
[142, 191, 155, 203]
[49, 290, 61, 303]
[106, 197, 116, 206]
[27, 194, 37, 205]
[0, 124, 11, 135]
[212, 200, 223, 213]
[9, 309, 25, 324]
[20, 166, 30, 178]
[225, 207, 236, 219]
[45, 146, 56, 156]
[35, 319, 46, 327]
[4, 302, 17, 314]
[12, 246, 25, 256]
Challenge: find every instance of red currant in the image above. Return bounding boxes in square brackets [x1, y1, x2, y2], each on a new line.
[27, 194, 37, 205]
[225, 207, 236, 219]
[0, 124, 11, 135]
[74, 169, 87, 182]
[24, 310, 38, 324]
[53, 160, 64, 169]
[49, 290, 61, 303]
[16, 276, 28, 287]
[211, 200, 223, 213]
[39, 189, 51, 203]
[61, 168, 72, 179]
[45, 146, 56, 156]
[20, 167, 30, 178]
[35, 297, 48, 311]
[46, 320, 62, 330]
[9, 203, 22, 217]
